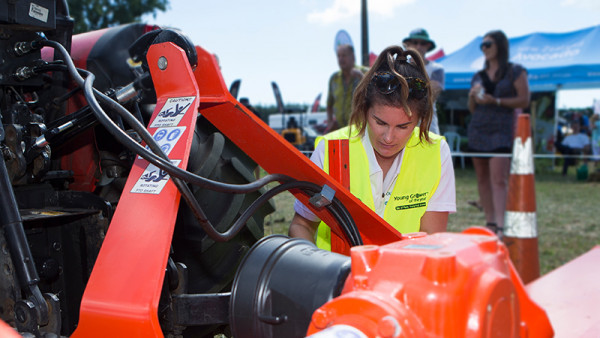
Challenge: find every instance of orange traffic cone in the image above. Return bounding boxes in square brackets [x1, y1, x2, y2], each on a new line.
[502, 114, 540, 284]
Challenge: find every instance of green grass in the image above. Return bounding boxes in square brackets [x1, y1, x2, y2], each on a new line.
[263, 163, 600, 276]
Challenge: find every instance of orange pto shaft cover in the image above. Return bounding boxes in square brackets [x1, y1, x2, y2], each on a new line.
[307, 229, 553, 337]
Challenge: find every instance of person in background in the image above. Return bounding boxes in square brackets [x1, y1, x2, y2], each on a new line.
[555, 120, 591, 176]
[403, 28, 445, 135]
[590, 112, 600, 160]
[326, 44, 368, 132]
[239, 97, 261, 119]
[467, 30, 530, 235]
[289, 45, 456, 250]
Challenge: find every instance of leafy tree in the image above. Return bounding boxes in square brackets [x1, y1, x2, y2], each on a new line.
[69, 0, 170, 34]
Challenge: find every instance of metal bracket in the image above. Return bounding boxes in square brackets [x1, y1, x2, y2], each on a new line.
[309, 184, 335, 210]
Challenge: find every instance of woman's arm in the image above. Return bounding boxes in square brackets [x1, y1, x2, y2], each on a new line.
[469, 69, 530, 110]
[467, 82, 483, 113]
[289, 212, 320, 243]
[420, 211, 448, 233]
[496, 70, 530, 109]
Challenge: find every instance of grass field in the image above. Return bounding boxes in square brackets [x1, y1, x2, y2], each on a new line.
[263, 162, 600, 276]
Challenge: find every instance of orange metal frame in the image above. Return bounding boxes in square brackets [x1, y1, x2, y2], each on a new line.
[328, 139, 352, 253]
[73, 42, 200, 337]
[72, 42, 403, 336]
[526, 245, 600, 336]
[68, 39, 556, 337]
[192, 45, 404, 248]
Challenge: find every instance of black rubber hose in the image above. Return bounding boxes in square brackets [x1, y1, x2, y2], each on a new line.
[39, 39, 293, 193]
[232, 180, 362, 246]
[40, 39, 278, 242]
[39, 39, 363, 246]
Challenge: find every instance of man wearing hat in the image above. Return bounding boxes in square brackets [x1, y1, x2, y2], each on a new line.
[403, 28, 445, 135]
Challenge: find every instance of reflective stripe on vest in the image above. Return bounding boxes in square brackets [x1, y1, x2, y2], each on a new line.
[315, 126, 442, 250]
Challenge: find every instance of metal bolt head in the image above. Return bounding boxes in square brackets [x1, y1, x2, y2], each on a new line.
[158, 56, 168, 70]
[378, 316, 401, 338]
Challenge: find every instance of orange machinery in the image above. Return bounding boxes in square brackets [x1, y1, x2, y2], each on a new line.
[0, 8, 593, 337]
[70, 41, 553, 337]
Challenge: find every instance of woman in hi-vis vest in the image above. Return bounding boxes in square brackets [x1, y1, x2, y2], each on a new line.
[289, 45, 456, 251]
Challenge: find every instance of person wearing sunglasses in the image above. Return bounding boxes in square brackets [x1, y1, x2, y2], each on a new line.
[289, 45, 456, 250]
[403, 28, 445, 135]
[467, 30, 530, 235]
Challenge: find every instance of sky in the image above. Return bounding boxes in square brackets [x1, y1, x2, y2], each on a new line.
[143, 0, 600, 109]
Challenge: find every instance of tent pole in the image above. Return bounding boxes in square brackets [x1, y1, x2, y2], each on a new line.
[553, 85, 561, 170]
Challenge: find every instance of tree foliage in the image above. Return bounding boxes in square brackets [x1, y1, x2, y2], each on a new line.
[69, 0, 170, 34]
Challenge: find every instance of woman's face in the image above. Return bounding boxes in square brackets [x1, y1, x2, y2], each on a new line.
[367, 104, 418, 161]
[480, 36, 497, 61]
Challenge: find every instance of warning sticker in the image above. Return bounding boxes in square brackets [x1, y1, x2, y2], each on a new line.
[139, 126, 186, 159]
[29, 3, 49, 22]
[131, 160, 181, 194]
[150, 96, 195, 128]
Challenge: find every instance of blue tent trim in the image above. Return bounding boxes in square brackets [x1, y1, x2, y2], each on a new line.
[439, 25, 600, 91]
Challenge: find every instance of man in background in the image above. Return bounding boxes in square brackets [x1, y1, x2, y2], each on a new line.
[326, 44, 368, 132]
[403, 28, 444, 135]
[556, 120, 591, 176]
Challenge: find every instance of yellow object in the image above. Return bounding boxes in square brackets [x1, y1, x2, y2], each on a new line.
[315, 126, 442, 250]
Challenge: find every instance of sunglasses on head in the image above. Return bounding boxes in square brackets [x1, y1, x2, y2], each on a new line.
[371, 72, 428, 99]
[480, 41, 494, 50]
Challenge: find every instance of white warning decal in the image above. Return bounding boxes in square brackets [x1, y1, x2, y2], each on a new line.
[29, 3, 49, 23]
[131, 160, 181, 194]
[139, 126, 186, 159]
[150, 96, 195, 128]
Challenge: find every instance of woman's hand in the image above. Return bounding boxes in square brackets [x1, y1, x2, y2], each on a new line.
[479, 93, 497, 106]
[289, 213, 319, 243]
[469, 83, 483, 99]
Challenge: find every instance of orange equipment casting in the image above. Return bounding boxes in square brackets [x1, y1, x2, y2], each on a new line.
[306, 228, 554, 337]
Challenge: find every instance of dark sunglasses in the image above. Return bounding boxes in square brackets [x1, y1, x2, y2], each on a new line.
[407, 40, 430, 46]
[371, 72, 428, 99]
[480, 41, 494, 50]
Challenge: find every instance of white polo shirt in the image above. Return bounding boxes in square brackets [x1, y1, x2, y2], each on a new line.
[294, 129, 456, 222]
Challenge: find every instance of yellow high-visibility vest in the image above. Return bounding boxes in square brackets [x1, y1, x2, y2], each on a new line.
[315, 126, 442, 250]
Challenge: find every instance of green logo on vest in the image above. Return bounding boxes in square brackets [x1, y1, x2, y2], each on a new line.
[396, 202, 426, 210]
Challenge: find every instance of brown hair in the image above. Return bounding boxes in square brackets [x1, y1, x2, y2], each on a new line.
[349, 45, 433, 143]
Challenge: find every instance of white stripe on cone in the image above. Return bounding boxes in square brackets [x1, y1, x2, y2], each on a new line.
[510, 137, 534, 175]
[504, 211, 537, 238]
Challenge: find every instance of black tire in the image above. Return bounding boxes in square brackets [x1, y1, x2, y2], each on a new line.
[170, 116, 275, 336]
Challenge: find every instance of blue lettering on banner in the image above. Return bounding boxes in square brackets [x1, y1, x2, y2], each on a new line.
[160, 143, 171, 154]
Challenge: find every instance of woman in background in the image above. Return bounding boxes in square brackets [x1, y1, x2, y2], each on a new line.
[467, 30, 530, 234]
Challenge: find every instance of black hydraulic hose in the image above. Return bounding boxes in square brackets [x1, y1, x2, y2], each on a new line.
[39, 39, 362, 245]
[40, 39, 299, 243]
[81, 73, 231, 241]
[38, 39, 283, 242]
[232, 180, 362, 246]
[39, 39, 293, 193]
[0, 154, 50, 326]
